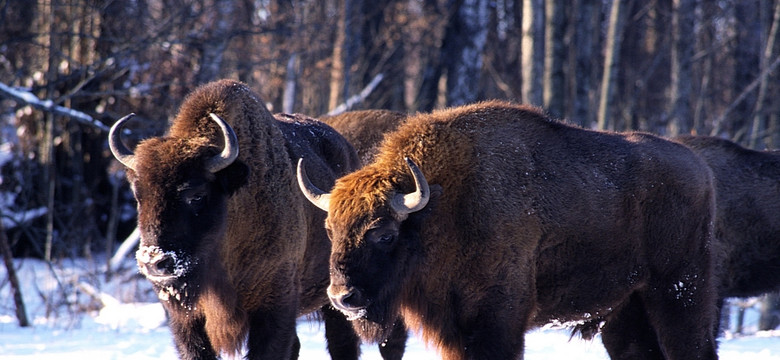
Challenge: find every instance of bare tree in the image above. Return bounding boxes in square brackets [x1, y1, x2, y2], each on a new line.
[521, 0, 544, 106]
[597, 0, 633, 130]
[543, 0, 566, 119]
[750, 0, 780, 148]
[442, 0, 489, 106]
[0, 212, 29, 327]
[668, 0, 695, 136]
[193, 0, 237, 85]
[569, 0, 600, 127]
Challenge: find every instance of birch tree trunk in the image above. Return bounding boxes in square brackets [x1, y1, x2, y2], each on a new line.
[443, 0, 488, 106]
[194, 0, 235, 85]
[521, 0, 544, 106]
[597, 0, 632, 131]
[668, 0, 695, 136]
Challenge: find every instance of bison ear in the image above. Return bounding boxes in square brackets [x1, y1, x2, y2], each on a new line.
[429, 184, 443, 200]
[216, 160, 249, 196]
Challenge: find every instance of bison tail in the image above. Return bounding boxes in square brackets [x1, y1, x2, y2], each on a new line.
[570, 318, 604, 341]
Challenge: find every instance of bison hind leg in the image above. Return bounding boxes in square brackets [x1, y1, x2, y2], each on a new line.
[601, 294, 665, 360]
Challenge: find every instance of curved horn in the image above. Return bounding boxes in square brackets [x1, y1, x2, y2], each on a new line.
[205, 113, 239, 173]
[108, 113, 138, 171]
[296, 158, 331, 212]
[391, 157, 430, 215]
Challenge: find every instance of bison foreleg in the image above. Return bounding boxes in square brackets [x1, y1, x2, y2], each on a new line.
[378, 319, 408, 360]
[168, 312, 219, 360]
[245, 306, 299, 360]
[601, 294, 664, 360]
[322, 305, 361, 360]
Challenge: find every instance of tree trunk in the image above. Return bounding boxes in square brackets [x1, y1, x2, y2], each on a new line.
[415, 0, 445, 112]
[194, 0, 235, 85]
[521, 0, 544, 106]
[543, 0, 566, 119]
[443, 0, 488, 107]
[597, 0, 632, 131]
[668, 0, 695, 136]
[358, 0, 405, 110]
[0, 215, 29, 327]
[43, 0, 58, 261]
[759, 292, 780, 331]
[729, 1, 762, 142]
[570, 0, 599, 127]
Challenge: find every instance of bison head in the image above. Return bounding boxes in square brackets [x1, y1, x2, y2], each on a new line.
[109, 113, 248, 308]
[297, 157, 438, 341]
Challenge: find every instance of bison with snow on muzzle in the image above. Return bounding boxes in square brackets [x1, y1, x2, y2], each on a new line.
[299, 101, 720, 360]
[109, 79, 403, 360]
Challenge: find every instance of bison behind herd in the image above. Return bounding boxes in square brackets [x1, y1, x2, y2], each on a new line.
[109, 79, 779, 360]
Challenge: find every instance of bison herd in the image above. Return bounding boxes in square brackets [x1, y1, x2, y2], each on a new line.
[109, 79, 779, 360]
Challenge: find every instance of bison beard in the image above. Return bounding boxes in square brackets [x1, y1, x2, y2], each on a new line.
[330, 185, 439, 343]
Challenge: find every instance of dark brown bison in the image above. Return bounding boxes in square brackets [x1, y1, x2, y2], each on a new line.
[320, 110, 406, 164]
[319, 109, 410, 356]
[674, 135, 780, 299]
[298, 101, 720, 359]
[109, 79, 370, 359]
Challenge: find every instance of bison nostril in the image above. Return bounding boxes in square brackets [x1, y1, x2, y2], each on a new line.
[338, 288, 366, 310]
[146, 255, 176, 277]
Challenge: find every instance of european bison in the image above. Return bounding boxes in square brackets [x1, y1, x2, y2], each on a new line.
[298, 101, 720, 359]
[319, 109, 410, 356]
[320, 110, 406, 163]
[674, 135, 780, 299]
[109, 79, 368, 359]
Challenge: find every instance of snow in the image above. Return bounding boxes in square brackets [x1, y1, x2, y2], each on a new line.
[1, 258, 779, 359]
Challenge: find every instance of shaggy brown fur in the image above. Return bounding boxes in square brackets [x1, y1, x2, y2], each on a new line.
[674, 135, 780, 298]
[318, 109, 411, 358]
[320, 110, 406, 164]
[115, 80, 367, 359]
[310, 101, 720, 360]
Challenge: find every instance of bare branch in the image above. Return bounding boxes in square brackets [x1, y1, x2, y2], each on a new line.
[0, 82, 109, 132]
[327, 73, 384, 116]
[711, 54, 780, 137]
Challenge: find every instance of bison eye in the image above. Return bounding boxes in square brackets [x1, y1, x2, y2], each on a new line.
[372, 233, 396, 249]
[185, 193, 207, 213]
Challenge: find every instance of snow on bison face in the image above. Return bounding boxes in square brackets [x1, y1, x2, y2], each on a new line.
[110, 114, 247, 308]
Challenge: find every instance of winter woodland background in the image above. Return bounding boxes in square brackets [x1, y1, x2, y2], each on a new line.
[0, 0, 779, 349]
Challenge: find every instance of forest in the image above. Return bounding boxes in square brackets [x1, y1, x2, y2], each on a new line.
[0, 0, 779, 331]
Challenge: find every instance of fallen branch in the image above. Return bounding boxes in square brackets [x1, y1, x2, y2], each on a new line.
[0, 82, 109, 132]
[108, 227, 140, 274]
[326, 73, 384, 116]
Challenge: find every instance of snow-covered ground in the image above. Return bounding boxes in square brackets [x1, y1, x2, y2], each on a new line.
[1, 258, 779, 359]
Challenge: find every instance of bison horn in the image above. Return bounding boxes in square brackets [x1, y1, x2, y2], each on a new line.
[391, 157, 430, 215]
[205, 113, 239, 173]
[108, 113, 138, 171]
[296, 158, 331, 212]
